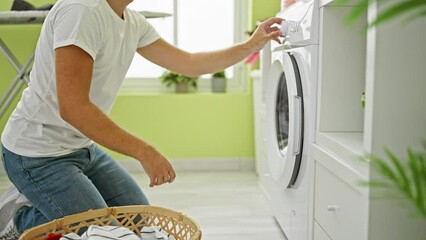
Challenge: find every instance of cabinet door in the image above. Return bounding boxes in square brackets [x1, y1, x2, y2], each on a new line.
[314, 220, 332, 240]
[314, 162, 368, 240]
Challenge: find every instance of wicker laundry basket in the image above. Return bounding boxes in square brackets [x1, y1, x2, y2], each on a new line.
[19, 205, 202, 240]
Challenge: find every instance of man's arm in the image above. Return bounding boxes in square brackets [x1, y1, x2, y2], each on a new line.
[137, 17, 283, 77]
[55, 45, 175, 187]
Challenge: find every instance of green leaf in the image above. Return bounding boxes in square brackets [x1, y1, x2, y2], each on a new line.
[384, 147, 412, 198]
[371, 0, 426, 27]
[359, 179, 390, 188]
[401, 8, 426, 24]
[363, 143, 426, 218]
[159, 71, 199, 89]
[334, 0, 349, 5]
[344, 0, 426, 28]
[419, 152, 426, 214]
[367, 153, 399, 182]
[420, 153, 426, 182]
[345, 0, 369, 25]
[212, 70, 226, 79]
[407, 148, 426, 216]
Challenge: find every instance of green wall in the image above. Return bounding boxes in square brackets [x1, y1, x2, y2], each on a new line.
[250, 0, 282, 28]
[109, 93, 254, 159]
[0, 25, 41, 128]
[0, 0, 280, 160]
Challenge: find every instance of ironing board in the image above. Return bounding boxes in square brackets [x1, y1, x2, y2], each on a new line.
[0, 10, 48, 120]
[0, 10, 171, 120]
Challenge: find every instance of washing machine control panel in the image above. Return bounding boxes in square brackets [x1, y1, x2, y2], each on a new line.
[281, 21, 300, 37]
[272, 0, 318, 51]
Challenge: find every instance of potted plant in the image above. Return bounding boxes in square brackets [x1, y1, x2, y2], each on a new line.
[211, 70, 227, 93]
[160, 71, 198, 93]
[360, 140, 426, 218]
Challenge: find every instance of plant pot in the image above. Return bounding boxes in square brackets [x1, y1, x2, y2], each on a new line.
[211, 77, 226, 93]
[175, 82, 189, 93]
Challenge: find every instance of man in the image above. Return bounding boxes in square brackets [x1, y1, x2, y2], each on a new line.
[0, 0, 283, 238]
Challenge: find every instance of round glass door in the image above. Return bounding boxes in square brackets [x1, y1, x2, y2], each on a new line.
[276, 72, 290, 156]
[266, 52, 304, 189]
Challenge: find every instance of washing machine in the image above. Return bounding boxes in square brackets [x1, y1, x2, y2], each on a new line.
[266, 1, 319, 240]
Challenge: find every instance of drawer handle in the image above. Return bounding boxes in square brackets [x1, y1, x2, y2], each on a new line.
[327, 205, 340, 212]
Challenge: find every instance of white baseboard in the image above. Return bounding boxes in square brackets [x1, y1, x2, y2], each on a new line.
[118, 158, 255, 173]
[0, 157, 255, 176]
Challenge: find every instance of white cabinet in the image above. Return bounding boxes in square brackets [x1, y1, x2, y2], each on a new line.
[312, 0, 426, 239]
[311, 145, 368, 240]
[252, 71, 271, 199]
[313, 221, 331, 240]
[253, 42, 273, 199]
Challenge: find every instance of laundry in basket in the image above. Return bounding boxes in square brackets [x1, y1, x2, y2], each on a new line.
[19, 206, 202, 240]
[59, 225, 176, 240]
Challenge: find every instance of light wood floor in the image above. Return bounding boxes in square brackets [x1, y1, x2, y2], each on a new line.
[0, 171, 287, 240]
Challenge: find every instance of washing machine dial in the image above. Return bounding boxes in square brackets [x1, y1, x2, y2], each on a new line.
[280, 20, 299, 37]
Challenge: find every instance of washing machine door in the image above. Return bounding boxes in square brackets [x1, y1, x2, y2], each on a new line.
[266, 51, 304, 189]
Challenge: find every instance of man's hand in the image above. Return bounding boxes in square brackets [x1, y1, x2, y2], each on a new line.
[246, 17, 284, 53]
[137, 144, 176, 187]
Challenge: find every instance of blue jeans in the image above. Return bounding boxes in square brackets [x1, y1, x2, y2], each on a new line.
[1, 144, 149, 233]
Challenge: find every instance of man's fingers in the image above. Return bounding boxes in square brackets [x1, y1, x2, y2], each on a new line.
[151, 175, 161, 186]
[157, 177, 165, 185]
[150, 172, 175, 187]
[149, 177, 155, 187]
[169, 171, 176, 183]
[266, 31, 283, 43]
[269, 26, 281, 33]
[264, 17, 285, 26]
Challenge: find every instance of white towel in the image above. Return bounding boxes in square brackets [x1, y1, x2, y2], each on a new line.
[141, 226, 175, 240]
[60, 225, 175, 240]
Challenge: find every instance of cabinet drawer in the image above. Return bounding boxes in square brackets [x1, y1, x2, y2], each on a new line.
[314, 220, 332, 240]
[314, 162, 368, 240]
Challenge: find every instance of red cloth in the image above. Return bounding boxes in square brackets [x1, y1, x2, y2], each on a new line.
[244, 51, 260, 67]
[46, 233, 62, 240]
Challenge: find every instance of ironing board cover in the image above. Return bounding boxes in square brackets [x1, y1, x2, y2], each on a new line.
[0, 10, 171, 25]
[0, 10, 49, 24]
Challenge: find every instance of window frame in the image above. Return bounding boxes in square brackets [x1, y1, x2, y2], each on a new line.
[120, 0, 249, 93]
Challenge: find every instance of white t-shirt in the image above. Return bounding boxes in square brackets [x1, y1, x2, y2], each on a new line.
[1, 0, 160, 157]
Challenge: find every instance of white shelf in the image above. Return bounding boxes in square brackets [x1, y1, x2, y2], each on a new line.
[319, 0, 333, 7]
[317, 132, 363, 154]
[311, 143, 369, 196]
[316, 131, 368, 177]
[317, 6, 366, 134]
